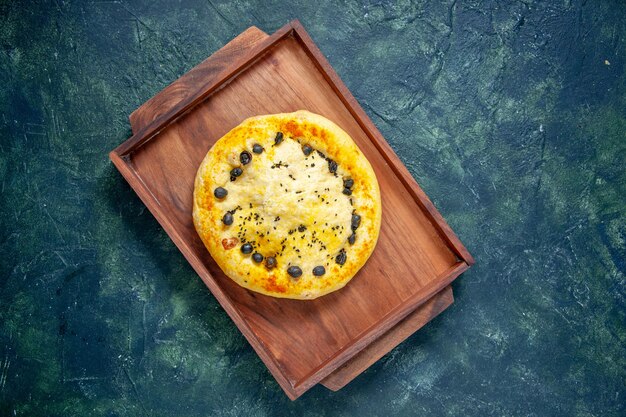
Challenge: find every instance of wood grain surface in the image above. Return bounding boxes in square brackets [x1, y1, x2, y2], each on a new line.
[128, 25, 458, 392]
[129, 26, 453, 391]
[111, 21, 472, 399]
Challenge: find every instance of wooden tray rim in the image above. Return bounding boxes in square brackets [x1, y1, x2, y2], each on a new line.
[109, 20, 473, 399]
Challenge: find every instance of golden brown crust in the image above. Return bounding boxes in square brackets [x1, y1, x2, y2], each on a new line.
[193, 110, 381, 299]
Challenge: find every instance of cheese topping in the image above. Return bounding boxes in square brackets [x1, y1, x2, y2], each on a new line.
[214, 137, 354, 274]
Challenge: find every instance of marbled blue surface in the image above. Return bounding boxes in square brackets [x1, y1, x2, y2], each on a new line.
[1, 1, 625, 415]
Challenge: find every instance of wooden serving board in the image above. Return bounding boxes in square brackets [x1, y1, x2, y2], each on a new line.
[111, 21, 473, 399]
[128, 26, 457, 392]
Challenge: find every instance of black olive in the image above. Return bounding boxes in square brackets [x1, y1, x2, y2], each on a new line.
[252, 252, 264, 263]
[351, 214, 361, 231]
[230, 167, 243, 181]
[312, 266, 326, 276]
[240, 151, 252, 165]
[222, 212, 233, 225]
[328, 159, 338, 174]
[342, 188, 352, 196]
[265, 256, 277, 269]
[343, 178, 354, 189]
[287, 266, 302, 278]
[241, 243, 253, 254]
[348, 233, 356, 245]
[302, 144, 313, 156]
[214, 187, 228, 199]
[335, 250, 347, 265]
[274, 132, 283, 145]
[252, 144, 264, 154]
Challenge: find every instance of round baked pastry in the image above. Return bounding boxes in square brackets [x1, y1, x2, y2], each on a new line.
[193, 110, 381, 299]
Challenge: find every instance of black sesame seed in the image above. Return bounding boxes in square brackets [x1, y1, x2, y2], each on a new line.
[274, 132, 283, 145]
[252, 252, 264, 263]
[312, 266, 326, 276]
[214, 187, 228, 199]
[252, 144, 263, 154]
[342, 188, 352, 196]
[241, 243, 253, 254]
[240, 151, 252, 165]
[265, 256, 277, 269]
[348, 233, 356, 245]
[335, 250, 347, 265]
[287, 266, 302, 278]
[344, 178, 354, 189]
[222, 212, 233, 225]
[351, 214, 361, 231]
[302, 144, 313, 156]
